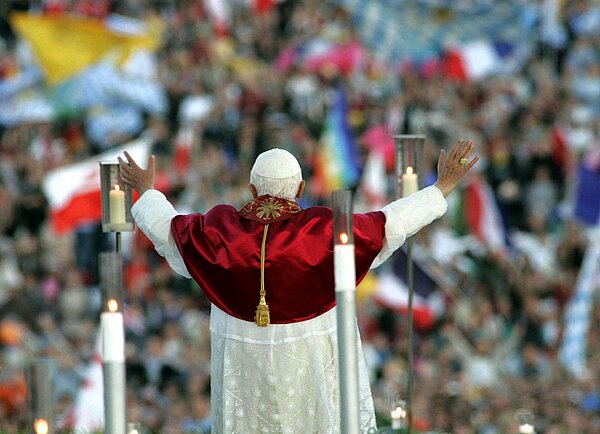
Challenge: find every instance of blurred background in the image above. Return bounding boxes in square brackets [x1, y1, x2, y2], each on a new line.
[0, 0, 599, 432]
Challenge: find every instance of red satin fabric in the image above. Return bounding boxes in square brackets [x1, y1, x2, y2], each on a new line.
[171, 202, 386, 324]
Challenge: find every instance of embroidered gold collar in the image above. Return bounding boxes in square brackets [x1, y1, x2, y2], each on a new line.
[239, 195, 302, 223]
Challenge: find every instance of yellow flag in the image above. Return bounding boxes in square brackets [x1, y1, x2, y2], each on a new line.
[10, 13, 161, 85]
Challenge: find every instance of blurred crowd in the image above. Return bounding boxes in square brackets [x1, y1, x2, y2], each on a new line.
[1, 0, 600, 433]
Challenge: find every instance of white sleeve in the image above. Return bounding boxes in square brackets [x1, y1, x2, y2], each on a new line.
[370, 185, 448, 269]
[131, 189, 192, 279]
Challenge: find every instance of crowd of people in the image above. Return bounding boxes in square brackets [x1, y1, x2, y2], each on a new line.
[0, 0, 599, 432]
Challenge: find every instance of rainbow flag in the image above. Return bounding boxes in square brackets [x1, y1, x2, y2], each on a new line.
[313, 87, 360, 196]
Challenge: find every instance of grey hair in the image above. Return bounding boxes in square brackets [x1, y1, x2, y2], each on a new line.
[250, 172, 303, 201]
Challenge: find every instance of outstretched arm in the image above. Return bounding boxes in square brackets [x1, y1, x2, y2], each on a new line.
[119, 152, 191, 279]
[371, 139, 479, 268]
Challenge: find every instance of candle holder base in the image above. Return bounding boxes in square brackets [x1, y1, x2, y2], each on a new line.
[103, 223, 132, 233]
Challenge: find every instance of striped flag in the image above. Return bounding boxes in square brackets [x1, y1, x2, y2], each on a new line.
[313, 87, 361, 196]
[42, 139, 150, 234]
[374, 249, 443, 332]
[559, 234, 600, 378]
[453, 176, 508, 251]
[441, 40, 516, 81]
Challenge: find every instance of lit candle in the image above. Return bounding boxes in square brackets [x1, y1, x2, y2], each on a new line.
[339, 232, 349, 245]
[109, 184, 126, 225]
[402, 166, 418, 197]
[101, 299, 125, 363]
[390, 406, 406, 430]
[519, 424, 535, 434]
[334, 232, 355, 292]
[34, 419, 49, 434]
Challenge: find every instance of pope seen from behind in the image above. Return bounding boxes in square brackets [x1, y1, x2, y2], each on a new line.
[118, 139, 478, 433]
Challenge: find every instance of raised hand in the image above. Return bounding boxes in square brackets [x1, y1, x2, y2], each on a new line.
[434, 139, 479, 197]
[118, 151, 156, 196]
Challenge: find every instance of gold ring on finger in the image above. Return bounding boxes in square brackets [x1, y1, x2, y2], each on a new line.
[459, 157, 468, 166]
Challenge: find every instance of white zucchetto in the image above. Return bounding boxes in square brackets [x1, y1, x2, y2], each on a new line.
[251, 148, 301, 179]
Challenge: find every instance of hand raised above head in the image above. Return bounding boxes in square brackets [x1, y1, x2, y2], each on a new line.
[434, 139, 480, 197]
[118, 152, 156, 196]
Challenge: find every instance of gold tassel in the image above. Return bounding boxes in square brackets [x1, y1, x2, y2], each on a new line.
[255, 224, 270, 327]
[255, 300, 270, 327]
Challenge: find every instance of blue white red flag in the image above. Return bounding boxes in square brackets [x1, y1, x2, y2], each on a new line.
[374, 249, 444, 332]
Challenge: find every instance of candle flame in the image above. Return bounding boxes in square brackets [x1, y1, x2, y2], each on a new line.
[339, 232, 349, 244]
[107, 298, 119, 312]
[114, 184, 121, 192]
[406, 166, 414, 175]
[34, 419, 49, 434]
[391, 407, 406, 419]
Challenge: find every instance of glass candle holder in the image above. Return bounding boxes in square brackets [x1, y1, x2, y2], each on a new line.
[99, 252, 125, 363]
[394, 134, 426, 199]
[332, 189, 355, 292]
[390, 399, 407, 430]
[100, 161, 134, 232]
[27, 359, 55, 434]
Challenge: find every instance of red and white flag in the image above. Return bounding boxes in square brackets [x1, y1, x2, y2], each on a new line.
[453, 176, 508, 252]
[42, 139, 150, 234]
[442, 40, 501, 81]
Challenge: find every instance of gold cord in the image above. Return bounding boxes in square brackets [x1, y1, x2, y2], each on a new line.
[255, 224, 270, 327]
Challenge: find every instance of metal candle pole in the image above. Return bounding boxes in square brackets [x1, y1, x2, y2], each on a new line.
[394, 134, 425, 434]
[100, 161, 134, 434]
[333, 189, 360, 434]
[27, 358, 54, 434]
[99, 252, 126, 434]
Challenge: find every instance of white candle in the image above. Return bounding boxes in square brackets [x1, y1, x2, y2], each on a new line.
[402, 166, 418, 197]
[109, 185, 126, 224]
[101, 299, 125, 363]
[334, 238, 355, 292]
[390, 406, 406, 429]
[519, 424, 535, 434]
